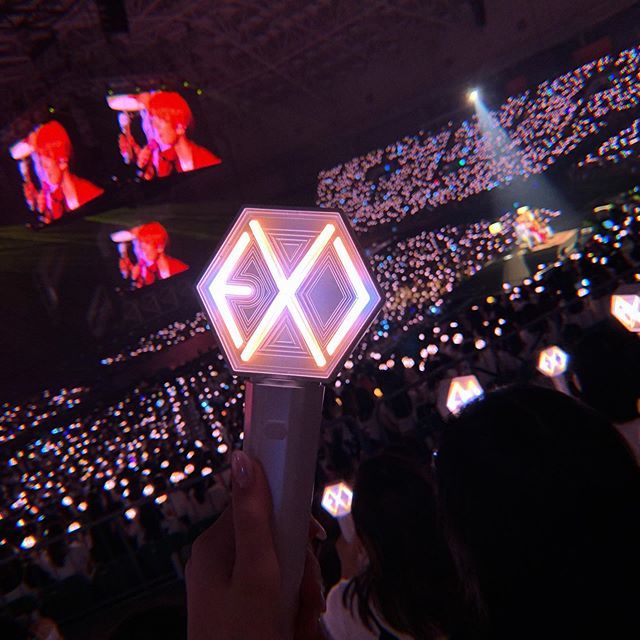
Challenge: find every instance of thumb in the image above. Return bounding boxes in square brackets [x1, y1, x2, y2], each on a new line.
[231, 451, 279, 586]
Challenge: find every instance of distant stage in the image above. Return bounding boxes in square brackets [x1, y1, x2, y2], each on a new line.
[447, 228, 580, 307]
[522, 228, 579, 254]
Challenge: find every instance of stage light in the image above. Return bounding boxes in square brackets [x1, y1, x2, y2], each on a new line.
[67, 522, 81, 533]
[468, 88, 480, 103]
[445, 375, 484, 415]
[124, 508, 137, 521]
[611, 285, 640, 332]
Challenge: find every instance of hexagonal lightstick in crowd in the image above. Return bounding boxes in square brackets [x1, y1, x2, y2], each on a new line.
[321, 481, 356, 542]
[611, 285, 640, 333]
[444, 375, 484, 416]
[197, 207, 382, 623]
[537, 346, 571, 395]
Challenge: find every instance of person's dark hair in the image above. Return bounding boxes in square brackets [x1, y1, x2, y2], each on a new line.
[192, 482, 206, 504]
[110, 604, 186, 640]
[388, 391, 412, 420]
[344, 451, 466, 639]
[436, 385, 640, 638]
[354, 387, 375, 422]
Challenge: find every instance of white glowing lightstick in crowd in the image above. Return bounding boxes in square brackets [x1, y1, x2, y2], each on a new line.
[611, 285, 640, 333]
[537, 346, 570, 395]
[321, 481, 355, 542]
[443, 375, 484, 416]
[197, 207, 382, 629]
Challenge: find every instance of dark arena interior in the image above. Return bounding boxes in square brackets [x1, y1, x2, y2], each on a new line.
[1, 1, 639, 639]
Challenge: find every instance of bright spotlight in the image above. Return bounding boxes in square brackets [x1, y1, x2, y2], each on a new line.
[468, 88, 480, 103]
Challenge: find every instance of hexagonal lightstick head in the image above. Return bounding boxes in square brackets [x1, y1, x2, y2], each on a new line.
[611, 285, 640, 333]
[321, 481, 353, 518]
[197, 207, 383, 380]
[537, 346, 569, 378]
[446, 375, 484, 415]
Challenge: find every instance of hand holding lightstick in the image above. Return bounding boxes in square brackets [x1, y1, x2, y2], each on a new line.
[197, 207, 382, 635]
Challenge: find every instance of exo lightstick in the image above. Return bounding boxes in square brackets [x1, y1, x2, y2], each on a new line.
[537, 346, 571, 394]
[197, 207, 382, 627]
[441, 374, 484, 417]
[611, 284, 640, 334]
[321, 481, 355, 542]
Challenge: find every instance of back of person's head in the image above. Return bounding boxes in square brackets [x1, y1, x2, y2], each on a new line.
[346, 450, 466, 639]
[354, 387, 375, 422]
[436, 385, 640, 638]
[388, 390, 412, 420]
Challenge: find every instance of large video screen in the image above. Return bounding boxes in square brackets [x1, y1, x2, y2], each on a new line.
[9, 120, 104, 226]
[110, 220, 189, 289]
[106, 90, 221, 180]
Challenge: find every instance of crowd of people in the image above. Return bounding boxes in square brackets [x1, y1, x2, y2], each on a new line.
[317, 45, 640, 231]
[1, 196, 638, 635]
[3, 191, 637, 558]
[577, 116, 640, 169]
[100, 314, 210, 366]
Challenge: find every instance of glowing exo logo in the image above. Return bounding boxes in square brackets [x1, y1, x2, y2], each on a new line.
[197, 208, 382, 379]
[537, 346, 569, 378]
[321, 482, 353, 518]
[446, 375, 484, 415]
[611, 286, 640, 333]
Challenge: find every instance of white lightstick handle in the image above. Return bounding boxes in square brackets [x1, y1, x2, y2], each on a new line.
[551, 375, 571, 396]
[337, 513, 356, 543]
[243, 378, 325, 634]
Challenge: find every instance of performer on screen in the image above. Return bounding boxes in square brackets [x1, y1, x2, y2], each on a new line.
[27, 121, 104, 223]
[117, 221, 188, 288]
[132, 92, 221, 179]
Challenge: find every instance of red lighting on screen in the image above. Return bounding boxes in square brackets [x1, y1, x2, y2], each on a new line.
[9, 120, 104, 225]
[111, 221, 188, 289]
[107, 90, 221, 180]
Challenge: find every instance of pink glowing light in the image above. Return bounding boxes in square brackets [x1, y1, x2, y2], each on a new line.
[197, 208, 382, 380]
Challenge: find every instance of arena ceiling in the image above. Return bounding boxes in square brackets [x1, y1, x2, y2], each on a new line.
[0, 0, 637, 170]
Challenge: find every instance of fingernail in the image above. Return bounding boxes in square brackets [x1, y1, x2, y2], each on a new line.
[231, 450, 253, 490]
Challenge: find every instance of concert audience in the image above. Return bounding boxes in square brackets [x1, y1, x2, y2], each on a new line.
[1, 192, 638, 634]
[318, 46, 640, 231]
